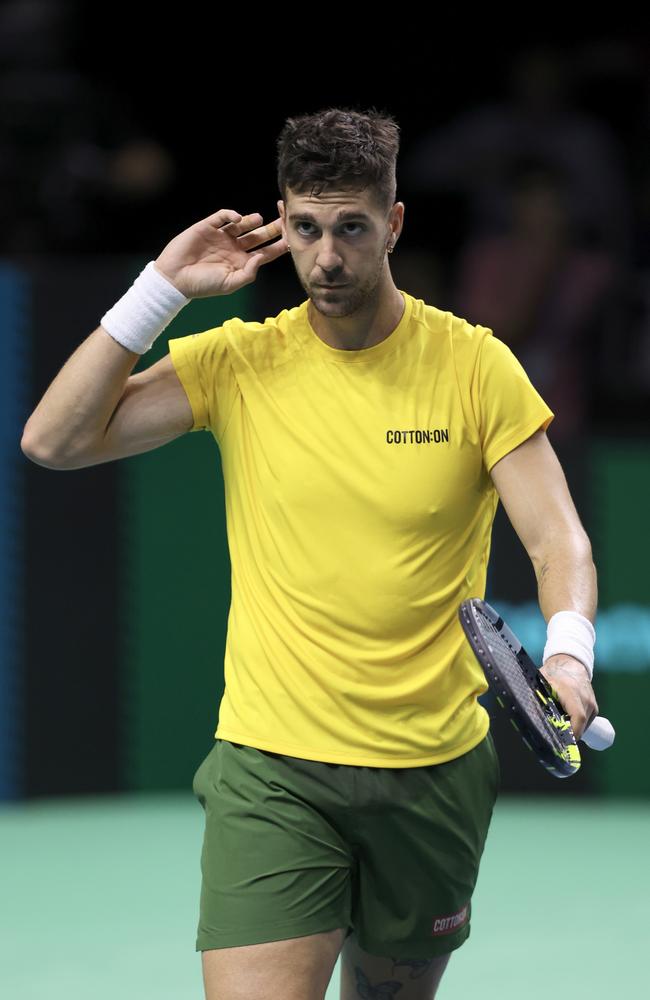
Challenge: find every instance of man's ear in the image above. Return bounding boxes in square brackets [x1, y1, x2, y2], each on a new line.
[277, 199, 287, 238]
[390, 201, 405, 240]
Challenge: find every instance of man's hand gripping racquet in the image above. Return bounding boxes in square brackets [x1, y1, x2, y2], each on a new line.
[458, 598, 615, 778]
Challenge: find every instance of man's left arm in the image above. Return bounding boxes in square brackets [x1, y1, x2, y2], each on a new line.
[489, 428, 599, 740]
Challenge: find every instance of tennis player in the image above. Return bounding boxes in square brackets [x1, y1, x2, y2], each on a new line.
[22, 106, 599, 1000]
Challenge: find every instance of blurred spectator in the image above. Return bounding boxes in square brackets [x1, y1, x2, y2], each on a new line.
[400, 44, 632, 261]
[0, 0, 176, 253]
[397, 41, 650, 429]
[450, 156, 620, 440]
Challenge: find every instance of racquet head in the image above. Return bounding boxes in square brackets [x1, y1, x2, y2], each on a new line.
[458, 597, 582, 778]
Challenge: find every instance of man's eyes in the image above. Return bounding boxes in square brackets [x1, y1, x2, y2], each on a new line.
[295, 222, 365, 235]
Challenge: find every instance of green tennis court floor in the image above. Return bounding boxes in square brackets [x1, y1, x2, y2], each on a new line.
[1, 794, 647, 998]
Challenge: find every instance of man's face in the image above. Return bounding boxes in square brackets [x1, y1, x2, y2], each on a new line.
[277, 186, 402, 317]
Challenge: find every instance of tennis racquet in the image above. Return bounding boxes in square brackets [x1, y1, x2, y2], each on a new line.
[458, 598, 615, 778]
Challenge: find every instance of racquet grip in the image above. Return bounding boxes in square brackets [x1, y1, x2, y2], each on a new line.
[581, 715, 615, 750]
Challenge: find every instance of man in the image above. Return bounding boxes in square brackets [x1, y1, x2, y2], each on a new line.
[22, 106, 598, 1000]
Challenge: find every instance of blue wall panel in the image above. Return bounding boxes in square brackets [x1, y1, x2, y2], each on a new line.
[0, 264, 28, 800]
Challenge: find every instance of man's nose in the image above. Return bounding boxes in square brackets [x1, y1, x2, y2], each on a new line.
[315, 235, 344, 273]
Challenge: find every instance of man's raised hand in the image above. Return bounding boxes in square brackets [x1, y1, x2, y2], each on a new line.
[153, 209, 289, 299]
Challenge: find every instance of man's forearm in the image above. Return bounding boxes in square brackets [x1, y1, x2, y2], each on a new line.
[534, 537, 599, 732]
[532, 537, 598, 626]
[21, 326, 141, 464]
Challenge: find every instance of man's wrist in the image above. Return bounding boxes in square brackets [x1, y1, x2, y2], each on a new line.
[544, 652, 592, 681]
[100, 260, 190, 355]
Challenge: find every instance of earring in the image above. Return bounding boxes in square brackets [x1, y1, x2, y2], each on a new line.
[387, 241, 395, 254]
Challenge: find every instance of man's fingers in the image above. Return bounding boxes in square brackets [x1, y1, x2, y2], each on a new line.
[202, 208, 243, 226]
[236, 218, 285, 250]
[218, 212, 265, 235]
[201, 210, 265, 235]
[202, 213, 286, 251]
[248, 234, 289, 265]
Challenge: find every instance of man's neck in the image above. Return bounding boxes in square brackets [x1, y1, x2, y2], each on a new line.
[307, 282, 405, 351]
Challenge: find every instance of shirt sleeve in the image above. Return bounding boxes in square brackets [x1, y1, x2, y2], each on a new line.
[474, 327, 555, 474]
[167, 324, 240, 441]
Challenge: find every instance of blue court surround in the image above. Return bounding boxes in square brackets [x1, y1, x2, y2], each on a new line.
[0, 263, 29, 800]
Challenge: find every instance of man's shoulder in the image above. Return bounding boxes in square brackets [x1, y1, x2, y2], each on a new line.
[230, 297, 305, 332]
[210, 299, 307, 370]
[183, 300, 301, 342]
[410, 295, 491, 348]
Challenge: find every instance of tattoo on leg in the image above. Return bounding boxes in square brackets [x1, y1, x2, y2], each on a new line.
[354, 965, 403, 997]
[390, 957, 436, 980]
[353, 957, 436, 996]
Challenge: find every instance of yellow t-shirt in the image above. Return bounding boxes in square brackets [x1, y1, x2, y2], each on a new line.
[168, 290, 554, 766]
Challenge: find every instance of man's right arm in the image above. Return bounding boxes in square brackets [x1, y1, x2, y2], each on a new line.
[20, 208, 289, 470]
[20, 324, 194, 470]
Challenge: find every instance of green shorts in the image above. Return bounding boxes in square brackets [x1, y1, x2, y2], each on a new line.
[191, 729, 500, 957]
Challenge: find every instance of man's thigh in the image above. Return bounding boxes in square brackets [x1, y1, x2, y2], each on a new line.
[192, 740, 353, 953]
[345, 729, 500, 956]
[201, 926, 347, 1000]
[340, 931, 452, 1000]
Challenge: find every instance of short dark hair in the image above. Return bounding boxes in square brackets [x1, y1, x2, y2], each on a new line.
[276, 105, 400, 216]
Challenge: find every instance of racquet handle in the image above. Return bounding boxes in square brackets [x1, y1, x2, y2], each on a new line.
[580, 715, 615, 750]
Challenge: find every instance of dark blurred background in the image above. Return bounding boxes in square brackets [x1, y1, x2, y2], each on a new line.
[2, 4, 649, 801]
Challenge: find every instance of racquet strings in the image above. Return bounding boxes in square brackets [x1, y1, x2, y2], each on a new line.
[473, 605, 566, 751]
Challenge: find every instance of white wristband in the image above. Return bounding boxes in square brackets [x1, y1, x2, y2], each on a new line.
[100, 260, 190, 355]
[542, 610, 596, 681]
